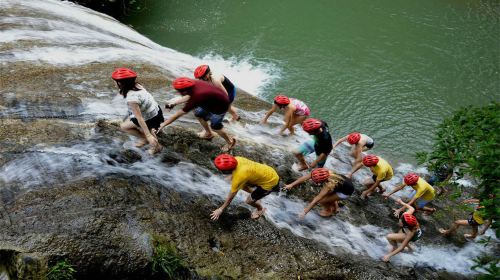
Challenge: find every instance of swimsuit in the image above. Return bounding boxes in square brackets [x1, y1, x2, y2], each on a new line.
[290, 98, 310, 116]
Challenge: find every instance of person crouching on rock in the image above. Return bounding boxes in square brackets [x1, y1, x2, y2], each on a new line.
[112, 68, 163, 154]
[383, 173, 436, 217]
[261, 94, 310, 136]
[284, 168, 354, 218]
[332, 132, 375, 178]
[156, 77, 236, 152]
[194, 64, 240, 121]
[382, 199, 422, 262]
[210, 154, 280, 220]
[359, 155, 393, 199]
[293, 118, 333, 171]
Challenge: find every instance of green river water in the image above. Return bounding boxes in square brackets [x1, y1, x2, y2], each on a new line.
[123, 0, 499, 164]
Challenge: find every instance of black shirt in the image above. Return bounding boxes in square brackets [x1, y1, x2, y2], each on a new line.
[313, 121, 333, 155]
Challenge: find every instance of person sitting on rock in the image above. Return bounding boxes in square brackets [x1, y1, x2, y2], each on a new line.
[194, 64, 240, 121]
[112, 68, 163, 154]
[332, 132, 375, 178]
[359, 155, 393, 199]
[293, 118, 333, 171]
[284, 168, 354, 218]
[156, 77, 236, 152]
[439, 198, 492, 239]
[384, 173, 436, 216]
[210, 154, 280, 220]
[261, 94, 310, 135]
[382, 199, 422, 262]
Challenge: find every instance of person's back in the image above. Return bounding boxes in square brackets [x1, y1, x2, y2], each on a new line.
[182, 80, 229, 114]
[313, 121, 333, 155]
[231, 157, 279, 192]
[372, 157, 393, 181]
[411, 178, 435, 200]
[290, 98, 310, 116]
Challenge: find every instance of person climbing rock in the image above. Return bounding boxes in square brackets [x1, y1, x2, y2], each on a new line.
[284, 168, 354, 218]
[112, 68, 163, 154]
[439, 198, 492, 239]
[382, 199, 422, 262]
[194, 64, 240, 121]
[261, 94, 310, 135]
[332, 132, 375, 178]
[210, 154, 280, 220]
[425, 163, 453, 195]
[156, 77, 236, 152]
[360, 155, 393, 199]
[384, 173, 436, 216]
[293, 118, 333, 171]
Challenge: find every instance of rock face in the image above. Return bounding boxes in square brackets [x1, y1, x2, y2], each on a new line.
[0, 1, 482, 279]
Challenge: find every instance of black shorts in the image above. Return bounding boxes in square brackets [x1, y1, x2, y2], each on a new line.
[365, 139, 375, 149]
[372, 174, 388, 182]
[467, 213, 479, 227]
[250, 183, 279, 201]
[131, 107, 164, 130]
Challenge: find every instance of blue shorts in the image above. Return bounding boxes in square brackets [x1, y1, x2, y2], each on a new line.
[296, 140, 326, 167]
[194, 107, 225, 130]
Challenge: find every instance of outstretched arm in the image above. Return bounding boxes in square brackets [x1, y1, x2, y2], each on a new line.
[309, 153, 327, 169]
[383, 184, 405, 199]
[261, 104, 278, 124]
[284, 173, 312, 190]
[300, 186, 330, 219]
[396, 198, 415, 215]
[156, 109, 187, 133]
[347, 145, 364, 177]
[332, 135, 348, 149]
[211, 191, 238, 220]
[128, 102, 158, 147]
[279, 108, 294, 135]
[382, 232, 414, 262]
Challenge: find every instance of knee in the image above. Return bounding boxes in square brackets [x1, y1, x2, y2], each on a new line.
[245, 196, 254, 205]
[119, 122, 129, 132]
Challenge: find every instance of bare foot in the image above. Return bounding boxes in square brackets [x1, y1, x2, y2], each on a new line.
[135, 139, 147, 148]
[221, 138, 236, 152]
[251, 208, 266, 219]
[464, 234, 476, 239]
[148, 145, 163, 155]
[439, 228, 450, 236]
[197, 131, 214, 140]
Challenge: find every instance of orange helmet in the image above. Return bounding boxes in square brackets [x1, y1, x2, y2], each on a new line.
[404, 173, 419, 186]
[302, 118, 322, 134]
[111, 68, 137, 80]
[347, 132, 361, 144]
[194, 64, 210, 79]
[362, 155, 379, 167]
[274, 95, 290, 106]
[311, 168, 330, 184]
[402, 213, 418, 227]
[214, 154, 238, 171]
[172, 77, 195, 90]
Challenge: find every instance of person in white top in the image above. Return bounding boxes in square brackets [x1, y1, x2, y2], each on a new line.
[111, 68, 163, 154]
[332, 132, 375, 178]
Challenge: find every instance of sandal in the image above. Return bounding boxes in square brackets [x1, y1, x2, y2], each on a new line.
[221, 138, 236, 152]
[251, 208, 267, 220]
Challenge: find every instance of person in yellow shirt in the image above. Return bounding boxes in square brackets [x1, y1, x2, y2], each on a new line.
[210, 154, 280, 220]
[360, 155, 393, 199]
[439, 198, 492, 239]
[384, 173, 436, 216]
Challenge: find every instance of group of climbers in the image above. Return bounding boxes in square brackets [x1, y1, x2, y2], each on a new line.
[111, 66, 491, 263]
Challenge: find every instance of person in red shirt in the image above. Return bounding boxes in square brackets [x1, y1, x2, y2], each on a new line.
[156, 77, 236, 152]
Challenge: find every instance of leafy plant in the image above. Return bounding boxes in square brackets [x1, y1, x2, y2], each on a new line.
[152, 243, 184, 279]
[472, 255, 499, 279]
[46, 259, 76, 280]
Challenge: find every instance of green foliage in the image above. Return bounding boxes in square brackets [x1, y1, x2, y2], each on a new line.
[472, 255, 499, 279]
[46, 260, 76, 280]
[152, 242, 184, 279]
[417, 103, 500, 237]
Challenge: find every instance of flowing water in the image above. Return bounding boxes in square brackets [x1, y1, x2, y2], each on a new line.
[122, 0, 500, 164]
[0, 0, 497, 275]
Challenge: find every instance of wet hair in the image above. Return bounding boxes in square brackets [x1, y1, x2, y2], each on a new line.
[117, 77, 140, 98]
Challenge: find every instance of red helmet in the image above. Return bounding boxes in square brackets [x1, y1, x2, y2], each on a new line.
[111, 68, 137, 80]
[404, 173, 419, 186]
[172, 77, 195, 90]
[362, 155, 379, 167]
[194, 64, 210, 79]
[402, 213, 418, 227]
[274, 95, 290, 106]
[347, 132, 361, 144]
[311, 168, 330, 184]
[214, 154, 238, 171]
[302, 118, 322, 134]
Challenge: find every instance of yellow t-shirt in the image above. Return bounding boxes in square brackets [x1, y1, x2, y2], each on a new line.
[472, 209, 485, 225]
[410, 178, 436, 200]
[230, 157, 279, 193]
[372, 157, 394, 181]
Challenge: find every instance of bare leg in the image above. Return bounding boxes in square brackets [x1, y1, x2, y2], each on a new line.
[318, 194, 340, 216]
[196, 118, 214, 138]
[120, 120, 146, 145]
[294, 152, 308, 171]
[214, 129, 236, 152]
[229, 106, 240, 121]
[464, 225, 478, 239]
[439, 220, 468, 235]
[386, 232, 406, 252]
[421, 206, 436, 214]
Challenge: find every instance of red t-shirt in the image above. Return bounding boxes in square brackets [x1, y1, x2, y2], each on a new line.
[182, 80, 230, 114]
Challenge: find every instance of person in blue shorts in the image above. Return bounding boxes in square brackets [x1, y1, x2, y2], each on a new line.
[293, 118, 333, 171]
